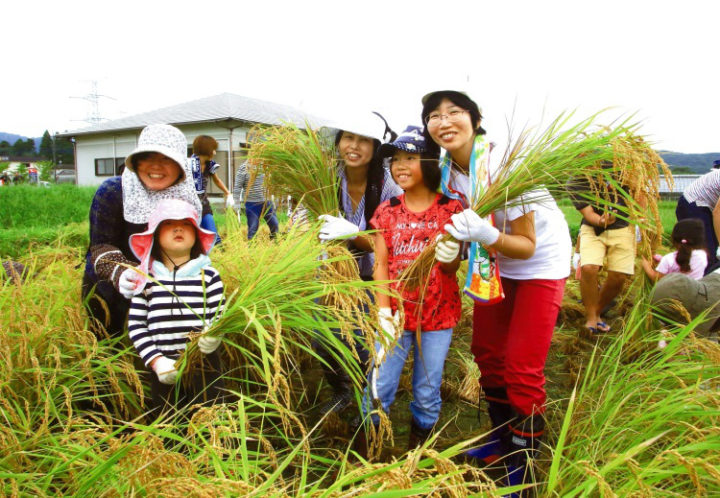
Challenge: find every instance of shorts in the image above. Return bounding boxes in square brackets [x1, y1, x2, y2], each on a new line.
[579, 224, 635, 275]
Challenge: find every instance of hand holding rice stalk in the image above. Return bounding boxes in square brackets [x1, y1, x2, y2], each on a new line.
[400, 110, 642, 292]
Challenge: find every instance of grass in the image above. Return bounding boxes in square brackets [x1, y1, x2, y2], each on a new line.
[0, 185, 717, 496]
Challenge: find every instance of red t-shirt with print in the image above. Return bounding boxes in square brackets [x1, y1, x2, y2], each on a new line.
[370, 193, 463, 332]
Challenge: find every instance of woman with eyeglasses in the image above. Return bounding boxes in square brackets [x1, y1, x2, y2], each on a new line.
[313, 112, 403, 416]
[421, 90, 571, 490]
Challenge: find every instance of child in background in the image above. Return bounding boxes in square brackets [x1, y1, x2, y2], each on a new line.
[641, 218, 707, 281]
[127, 198, 226, 416]
[189, 135, 233, 238]
[360, 126, 463, 449]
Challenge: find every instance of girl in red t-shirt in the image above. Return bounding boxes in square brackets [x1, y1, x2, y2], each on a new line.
[360, 125, 463, 449]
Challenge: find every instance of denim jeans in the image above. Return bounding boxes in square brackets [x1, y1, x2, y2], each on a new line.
[362, 328, 453, 430]
[246, 201, 279, 240]
[200, 213, 221, 244]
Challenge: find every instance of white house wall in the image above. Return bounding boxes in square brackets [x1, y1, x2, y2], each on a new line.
[75, 124, 252, 192]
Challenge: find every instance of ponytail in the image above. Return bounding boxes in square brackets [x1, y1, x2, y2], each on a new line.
[671, 218, 706, 273]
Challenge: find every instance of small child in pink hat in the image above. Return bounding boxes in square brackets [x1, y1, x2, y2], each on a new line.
[126, 198, 227, 416]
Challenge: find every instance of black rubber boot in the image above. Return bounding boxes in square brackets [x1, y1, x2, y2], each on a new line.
[350, 417, 378, 460]
[318, 377, 353, 415]
[465, 387, 513, 464]
[407, 417, 433, 451]
[504, 411, 545, 497]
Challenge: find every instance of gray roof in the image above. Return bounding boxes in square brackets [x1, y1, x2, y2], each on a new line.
[59, 93, 330, 136]
[659, 174, 702, 193]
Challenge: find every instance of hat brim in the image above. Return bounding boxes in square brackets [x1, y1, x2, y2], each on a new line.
[129, 216, 216, 264]
[125, 144, 187, 181]
[378, 142, 427, 159]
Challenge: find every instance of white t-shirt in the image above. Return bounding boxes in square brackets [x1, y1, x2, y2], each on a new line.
[448, 169, 572, 280]
[657, 249, 707, 280]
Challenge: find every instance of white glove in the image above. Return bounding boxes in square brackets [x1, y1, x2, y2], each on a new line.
[635, 225, 642, 243]
[118, 268, 143, 299]
[716, 246, 720, 260]
[225, 196, 235, 208]
[435, 236, 460, 263]
[152, 356, 178, 385]
[378, 307, 400, 341]
[318, 214, 359, 241]
[445, 209, 500, 245]
[572, 252, 581, 270]
[198, 334, 221, 354]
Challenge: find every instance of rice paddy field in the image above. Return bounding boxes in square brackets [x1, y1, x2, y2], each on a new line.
[0, 185, 718, 497]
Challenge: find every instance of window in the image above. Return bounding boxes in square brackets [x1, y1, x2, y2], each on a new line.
[95, 158, 123, 176]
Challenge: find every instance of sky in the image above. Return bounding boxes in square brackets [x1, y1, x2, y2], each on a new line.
[3, 0, 719, 153]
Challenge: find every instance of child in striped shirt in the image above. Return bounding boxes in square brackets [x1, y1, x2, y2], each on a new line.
[127, 198, 226, 416]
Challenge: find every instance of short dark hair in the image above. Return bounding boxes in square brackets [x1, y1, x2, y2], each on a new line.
[192, 135, 218, 156]
[421, 91, 486, 155]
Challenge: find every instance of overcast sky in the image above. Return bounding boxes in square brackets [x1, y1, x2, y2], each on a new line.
[3, 0, 718, 153]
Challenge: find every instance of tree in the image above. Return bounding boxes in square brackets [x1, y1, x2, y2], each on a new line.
[670, 166, 695, 174]
[39, 131, 54, 159]
[0, 141, 10, 156]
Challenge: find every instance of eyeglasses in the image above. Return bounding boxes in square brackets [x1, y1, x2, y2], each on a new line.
[424, 109, 468, 127]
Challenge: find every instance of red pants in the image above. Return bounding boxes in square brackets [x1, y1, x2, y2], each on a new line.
[471, 277, 566, 417]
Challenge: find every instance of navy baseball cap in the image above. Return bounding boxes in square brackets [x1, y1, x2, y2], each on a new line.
[378, 126, 427, 158]
[713, 159, 720, 169]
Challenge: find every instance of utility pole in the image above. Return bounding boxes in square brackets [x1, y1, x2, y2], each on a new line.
[71, 80, 116, 126]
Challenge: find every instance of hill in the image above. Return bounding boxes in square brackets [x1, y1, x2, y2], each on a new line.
[659, 151, 719, 174]
[0, 132, 42, 152]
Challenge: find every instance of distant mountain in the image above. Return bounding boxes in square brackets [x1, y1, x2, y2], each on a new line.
[659, 151, 720, 174]
[0, 132, 42, 152]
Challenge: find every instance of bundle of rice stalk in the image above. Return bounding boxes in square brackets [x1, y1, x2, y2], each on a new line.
[401, 110, 637, 292]
[610, 132, 672, 258]
[247, 123, 339, 219]
[178, 228, 383, 401]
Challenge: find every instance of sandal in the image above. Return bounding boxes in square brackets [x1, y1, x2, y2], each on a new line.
[596, 321, 611, 333]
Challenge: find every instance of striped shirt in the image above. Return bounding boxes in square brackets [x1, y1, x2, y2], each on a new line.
[683, 169, 720, 209]
[337, 166, 402, 277]
[233, 161, 267, 203]
[128, 256, 224, 366]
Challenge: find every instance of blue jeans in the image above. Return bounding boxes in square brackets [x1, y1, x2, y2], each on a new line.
[246, 201, 279, 240]
[200, 213, 221, 244]
[362, 328, 453, 430]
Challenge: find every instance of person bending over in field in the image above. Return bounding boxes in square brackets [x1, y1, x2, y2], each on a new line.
[82, 124, 203, 339]
[127, 198, 226, 417]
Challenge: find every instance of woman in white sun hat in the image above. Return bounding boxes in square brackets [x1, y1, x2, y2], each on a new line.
[313, 112, 403, 416]
[82, 124, 202, 339]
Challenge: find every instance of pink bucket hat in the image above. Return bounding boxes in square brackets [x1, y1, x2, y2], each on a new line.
[129, 199, 216, 286]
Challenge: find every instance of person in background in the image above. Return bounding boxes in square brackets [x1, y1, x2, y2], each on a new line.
[188, 135, 233, 239]
[422, 89, 571, 492]
[568, 165, 635, 335]
[641, 218, 707, 281]
[233, 138, 279, 240]
[127, 198, 226, 417]
[83, 124, 202, 339]
[676, 166, 720, 273]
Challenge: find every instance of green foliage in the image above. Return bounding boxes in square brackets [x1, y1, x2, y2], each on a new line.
[669, 166, 695, 174]
[39, 130, 54, 159]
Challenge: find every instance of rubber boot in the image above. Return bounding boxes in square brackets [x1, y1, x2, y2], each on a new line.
[465, 387, 513, 464]
[318, 369, 353, 416]
[407, 417, 433, 451]
[504, 411, 545, 497]
[351, 417, 377, 460]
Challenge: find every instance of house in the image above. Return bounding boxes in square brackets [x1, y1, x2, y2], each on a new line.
[57, 93, 330, 194]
